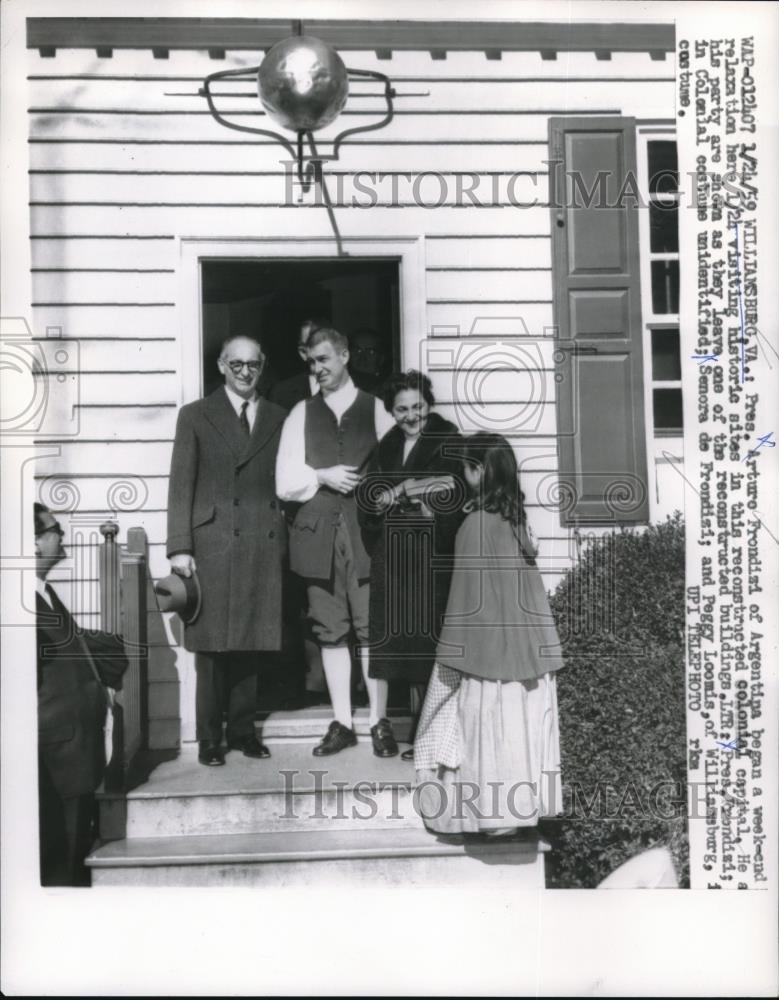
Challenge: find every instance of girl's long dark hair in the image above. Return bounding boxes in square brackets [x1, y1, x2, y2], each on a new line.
[462, 432, 527, 532]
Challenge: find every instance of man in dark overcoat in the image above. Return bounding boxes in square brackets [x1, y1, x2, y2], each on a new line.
[166, 335, 289, 766]
[35, 503, 128, 886]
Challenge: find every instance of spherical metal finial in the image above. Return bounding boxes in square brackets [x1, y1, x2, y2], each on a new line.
[258, 35, 349, 132]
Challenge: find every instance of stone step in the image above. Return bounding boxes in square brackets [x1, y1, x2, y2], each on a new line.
[99, 743, 422, 840]
[88, 827, 549, 888]
[259, 707, 413, 744]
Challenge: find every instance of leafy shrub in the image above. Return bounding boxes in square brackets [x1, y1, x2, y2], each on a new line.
[543, 513, 689, 888]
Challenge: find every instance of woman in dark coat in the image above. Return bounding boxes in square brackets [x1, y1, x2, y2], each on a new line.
[357, 371, 466, 758]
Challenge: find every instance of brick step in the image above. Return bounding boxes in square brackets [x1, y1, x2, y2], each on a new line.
[88, 826, 549, 888]
[99, 743, 422, 839]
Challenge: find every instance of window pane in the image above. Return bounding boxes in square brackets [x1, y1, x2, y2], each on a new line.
[650, 201, 679, 253]
[651, 260, 680, 314]
[651, 328, 681, 380]
[648, 141, 679, 194]
[653, 388, 683, 431]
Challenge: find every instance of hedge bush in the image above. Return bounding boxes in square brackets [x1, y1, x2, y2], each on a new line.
[543, 513, 689, 889]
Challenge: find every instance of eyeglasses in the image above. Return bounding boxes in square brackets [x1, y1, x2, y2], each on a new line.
[225, 360, 262, 375]
[36, 524, 64, 538]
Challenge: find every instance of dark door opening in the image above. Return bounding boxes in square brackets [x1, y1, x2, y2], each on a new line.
[199, 257, 404, 714]
[201, 258, 401, 398]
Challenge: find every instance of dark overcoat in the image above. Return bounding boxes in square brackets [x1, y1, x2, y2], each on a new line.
[357, 412, 466, 683]
[166, 388, 288, 653]
[37, 590, 127, 799]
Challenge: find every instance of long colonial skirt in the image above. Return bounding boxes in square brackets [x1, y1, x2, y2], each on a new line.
[414, 663, 562, 833]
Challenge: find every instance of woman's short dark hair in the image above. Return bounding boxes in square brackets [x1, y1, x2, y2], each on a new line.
[381, 369, 435, 412]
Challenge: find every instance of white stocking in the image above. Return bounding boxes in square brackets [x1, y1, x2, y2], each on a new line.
[321, 646, 352, 728]
[361, 648, 388, 727]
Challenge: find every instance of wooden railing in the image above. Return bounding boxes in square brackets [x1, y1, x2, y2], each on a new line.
[99, 521, 148, 789]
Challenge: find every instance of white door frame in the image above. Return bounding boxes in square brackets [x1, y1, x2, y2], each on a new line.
[177, 235, 427, 406]
[172, 235, 427, 740]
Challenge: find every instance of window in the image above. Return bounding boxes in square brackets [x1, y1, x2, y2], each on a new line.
[637, 131, 683, 438]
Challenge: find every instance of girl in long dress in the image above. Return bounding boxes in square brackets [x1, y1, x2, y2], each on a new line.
[414, 432, 564, 835]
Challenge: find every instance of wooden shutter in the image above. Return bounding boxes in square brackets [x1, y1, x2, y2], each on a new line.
[549, 116, 649, 525]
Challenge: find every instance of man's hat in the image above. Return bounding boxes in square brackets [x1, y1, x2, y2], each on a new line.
[154, 571, 202, 625]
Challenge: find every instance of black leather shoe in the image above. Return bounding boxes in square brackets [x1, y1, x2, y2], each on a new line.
[228, 735, 271, 759]
[198, 741, 225, 766]
[401, 745, 415, 762]
[371, 718, 399, 758]
[312, 720, 357, 757]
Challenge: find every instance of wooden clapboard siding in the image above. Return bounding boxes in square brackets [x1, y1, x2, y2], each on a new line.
[28, 79, 673, 114]
[426, 236, 552, 268]
[30, 237, 176, 269]
[38, 371, 176, 404]
[29, 111, 589, 143]
[29, 171, 553, 206]
[29, 144, 557, 173]
[43, 405, 176, 440]
[32, 269, 176, 301]
[35, 471, 170, 512]
[29, 338, 175, 369]
[29, 205, 557, 239]
[31, 306, 175, 337]
[426, 271, 553, 302]
[426, 303, 555, 336]
[28, 34, 674, 623]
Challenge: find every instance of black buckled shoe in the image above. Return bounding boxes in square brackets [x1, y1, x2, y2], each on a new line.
[401, 745, 415, 762]
[312, 720, 357, 757]
[370, 718, 399, 758]
[198, 740, 226, 766]
[228, 735, 271, 759]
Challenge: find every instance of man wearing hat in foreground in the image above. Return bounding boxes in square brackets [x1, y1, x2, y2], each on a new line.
[166, 335, 289, 766]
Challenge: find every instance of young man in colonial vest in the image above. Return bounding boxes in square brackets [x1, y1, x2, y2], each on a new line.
[276, 327, 398, 756]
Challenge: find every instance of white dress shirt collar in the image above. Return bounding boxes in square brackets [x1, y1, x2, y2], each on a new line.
[36, 577, 52, 605]
[320, 375, 357, 421]
[308, 373, 320, 396]
[223, 385, 260, 431]
[223, 384, 258, 414]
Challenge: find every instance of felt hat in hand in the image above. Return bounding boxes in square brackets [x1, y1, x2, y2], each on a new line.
[154, 570, 202, 625]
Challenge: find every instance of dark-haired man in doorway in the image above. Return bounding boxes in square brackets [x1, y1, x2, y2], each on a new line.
[268, 316, 329, 412]
[276, 326, 398, 757]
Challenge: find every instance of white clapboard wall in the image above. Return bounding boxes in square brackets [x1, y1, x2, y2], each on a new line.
[30, 45, 676, 623]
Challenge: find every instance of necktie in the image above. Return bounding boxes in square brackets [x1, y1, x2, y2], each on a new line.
[239, 400, 250, 436]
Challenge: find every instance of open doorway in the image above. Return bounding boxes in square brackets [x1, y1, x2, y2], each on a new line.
[201, 258, 401, 398]
[199, 256, 404, 713]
